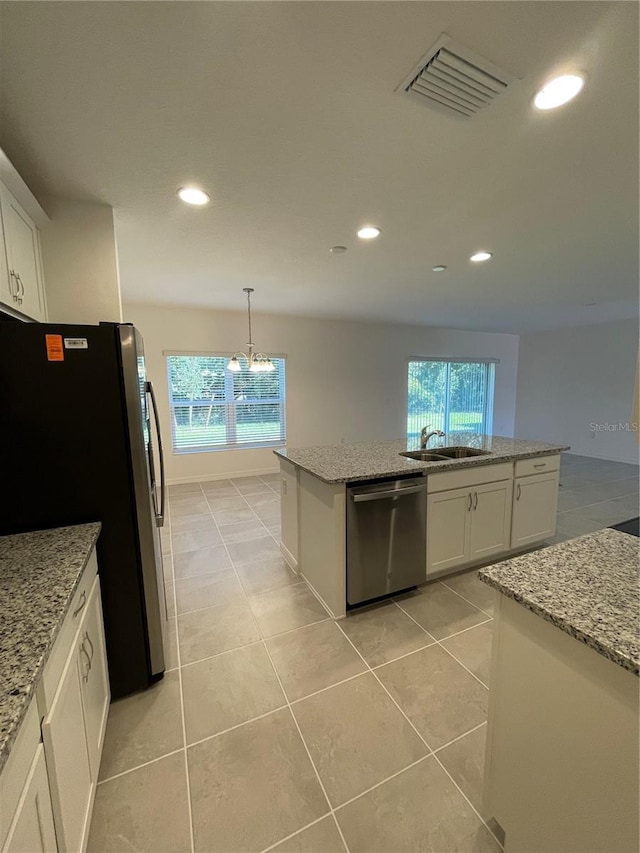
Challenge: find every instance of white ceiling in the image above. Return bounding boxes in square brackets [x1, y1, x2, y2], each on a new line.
[0, 1, 637, 333]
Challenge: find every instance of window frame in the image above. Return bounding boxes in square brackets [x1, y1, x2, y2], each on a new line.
[405, 356, 497, 440]
[164, 350, 287, 454]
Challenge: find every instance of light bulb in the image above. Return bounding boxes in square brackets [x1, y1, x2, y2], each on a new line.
[357, 226, 381, 240]
[533, 75, 585, 111]
[470, 251, 493, 263]
[177, 187, 210, 205]
[228, 357, 241, 372]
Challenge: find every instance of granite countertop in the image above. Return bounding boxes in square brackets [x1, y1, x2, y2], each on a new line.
[0, 523, 101, 774]
[479, 528, 639, 675]
[275, 433, 570, 484]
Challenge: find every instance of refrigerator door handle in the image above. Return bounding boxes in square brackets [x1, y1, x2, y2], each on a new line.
[146, 380, 166, 527]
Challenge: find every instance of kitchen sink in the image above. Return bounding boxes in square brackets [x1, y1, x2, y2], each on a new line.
[400, 450, 449, 462]
[433, 446, 491, 458]
[400, 446, 491, 462]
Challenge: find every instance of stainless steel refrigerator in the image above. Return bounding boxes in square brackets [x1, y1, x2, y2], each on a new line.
[0, 320, 166, 698]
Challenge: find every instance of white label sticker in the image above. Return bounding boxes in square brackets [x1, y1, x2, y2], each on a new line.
[63, 338, 89, 350]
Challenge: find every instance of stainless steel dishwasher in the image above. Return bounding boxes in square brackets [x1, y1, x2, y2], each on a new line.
[346, 477, 427, 606]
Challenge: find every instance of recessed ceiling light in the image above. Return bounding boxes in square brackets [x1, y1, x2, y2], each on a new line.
[357, 226, 381, 240]
[177, 187, 210, 205]
[470, 251, 493, 262]
[330, 246, 348, 254]
[432, 265, 447, 272]
[533, 74, 585, 110]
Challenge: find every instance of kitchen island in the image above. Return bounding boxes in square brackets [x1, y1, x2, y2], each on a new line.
[275, 434, 569, 618]
[479, 528, 639, 853]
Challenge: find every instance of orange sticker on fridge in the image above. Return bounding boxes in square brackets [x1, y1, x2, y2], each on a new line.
[45, 334, 64, 362]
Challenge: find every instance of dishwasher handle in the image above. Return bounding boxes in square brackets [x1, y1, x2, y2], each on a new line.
[351, 484, 426, 503]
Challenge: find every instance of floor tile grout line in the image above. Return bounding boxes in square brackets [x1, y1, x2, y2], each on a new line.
[96, 747, 185, 786]
[431, 751, 505, 851]
[438, 579, 494, 618]
[257, 813, 335, 853]
[338, 589, 501, 847]
[437, 616, 493, 643]
[332, 754, 433, 814]
[332, 618, 435, 754]
[287, 670, 370, 706]
[368, 640, 437, 670]
[167, 486, 198, 853]
[186, 703, 291, 750]
[260, 640, 352, 853]
[391, 596, 492, 645]
[175, 579, 308, 618]
[228, 477, 285, 550]
[393, 600, 490, 691]
[432, 721, 487, 755]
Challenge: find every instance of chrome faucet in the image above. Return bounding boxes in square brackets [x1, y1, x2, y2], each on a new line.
[420, 425, 445, 449]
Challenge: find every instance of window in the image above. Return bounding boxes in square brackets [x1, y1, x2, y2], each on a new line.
[407, 359, 495, 441]
[166, 354, 286, 453]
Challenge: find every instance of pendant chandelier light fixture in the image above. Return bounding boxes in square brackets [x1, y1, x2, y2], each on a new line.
[227, 288, 275, 373]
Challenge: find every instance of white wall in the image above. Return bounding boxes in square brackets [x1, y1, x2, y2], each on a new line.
[124, 302, 520, 483]
[515, 318, 639, 464]
[40, 197, 122, 323]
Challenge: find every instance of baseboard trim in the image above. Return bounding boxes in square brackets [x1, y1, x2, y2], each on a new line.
[167, 468, 279, 486]
[298, 570, 342, 621]
[279, 542, 299, 573]
[563, 451, 639, 465]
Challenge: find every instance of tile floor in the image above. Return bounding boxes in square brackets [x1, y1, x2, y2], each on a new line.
[88, 453, 638, 853]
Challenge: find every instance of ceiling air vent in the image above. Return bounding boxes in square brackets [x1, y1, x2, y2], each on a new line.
[397, 34, 517, 119]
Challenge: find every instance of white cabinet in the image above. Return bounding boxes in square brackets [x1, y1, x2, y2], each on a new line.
[427, 476, 513, 577]
[41, 642, 93, 853]
[2, 746, 57, 853]
[41, 574, 110, 853]
[511, 471, 559, 548]
[469, 480, 513, 561]
[0, 182, 46, 321]
[426, 486, 471, 575]
[78, 582, 110, 780]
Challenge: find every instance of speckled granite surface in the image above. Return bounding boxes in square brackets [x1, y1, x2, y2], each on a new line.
[479, 528, 639, 675]
[275, 433, 569, 484]
[0, 523, 101, 774]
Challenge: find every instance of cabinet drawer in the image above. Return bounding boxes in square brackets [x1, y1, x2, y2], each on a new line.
[37, 549, 98, 715]
[0, 702, 40, 851]
[514, 455, 560, 478]
[427, 462, 513, 494]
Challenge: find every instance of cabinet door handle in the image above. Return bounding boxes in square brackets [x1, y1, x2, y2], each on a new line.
[14, 273, 24, 305]
[73, 590, 87, 617]
[9, 270, 18, 302]
[516, 483, 521, 501]
[467, 492, 472, 511]
[473, 491, 478, 510]
[80, 642, 91, 683]
[84, 631, 95, 663]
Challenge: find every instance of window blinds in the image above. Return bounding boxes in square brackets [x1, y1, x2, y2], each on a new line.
[407, 359, 494, 440]
[166, 355, 286, 453]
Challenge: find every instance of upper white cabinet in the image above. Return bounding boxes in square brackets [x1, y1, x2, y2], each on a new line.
[0, 183, 47, 321]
